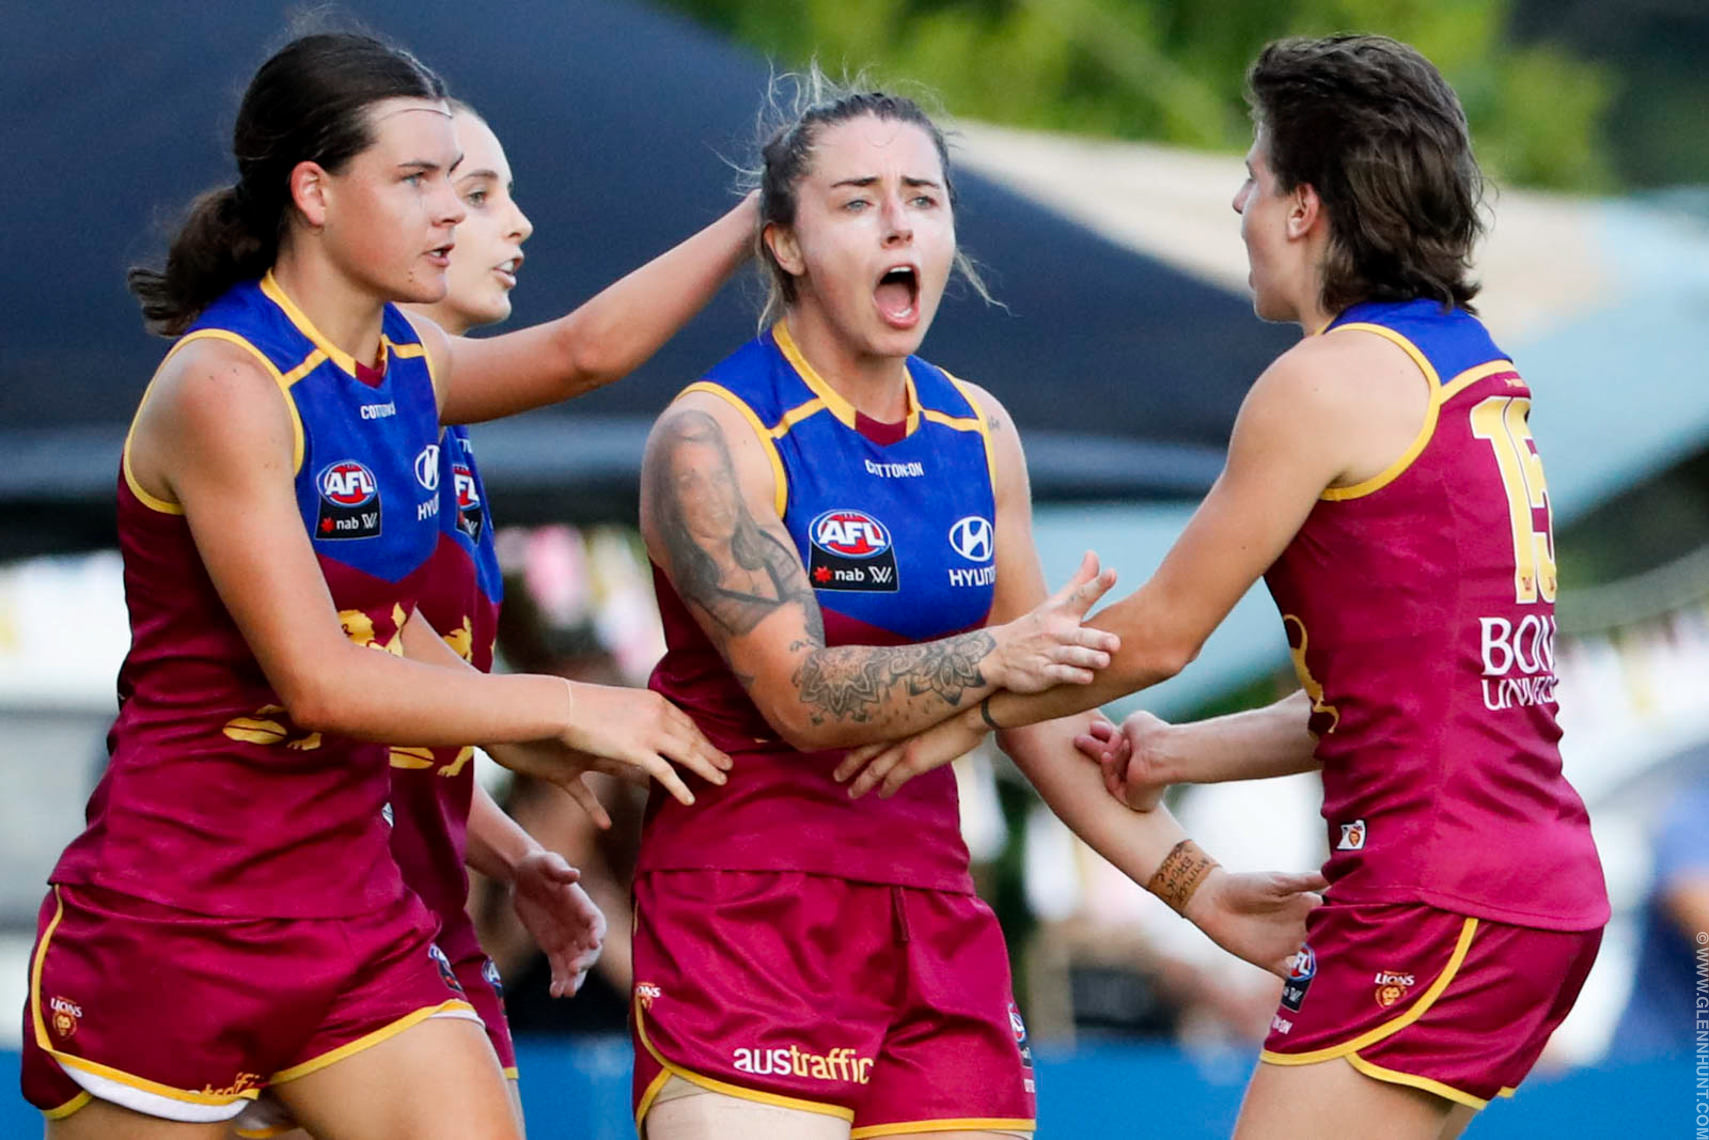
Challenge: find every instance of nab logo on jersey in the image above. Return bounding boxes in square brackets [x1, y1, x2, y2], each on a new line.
[453, 462, 484, 543]
[809, 509, 899, 593]
[316, 460, 382, 539]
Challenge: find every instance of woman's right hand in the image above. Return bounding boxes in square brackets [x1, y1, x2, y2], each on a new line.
[988, 551, 1121, 693]
[557, 683, 732, 805]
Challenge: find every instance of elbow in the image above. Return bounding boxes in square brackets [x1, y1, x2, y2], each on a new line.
[277, 679, 343, 737]
[553, 318, 620, 394]
[755, 687, 872, 752]
[765, 704, 855, 754]
[273, 653, 365, 738]
[1115, 638, 1197, 690]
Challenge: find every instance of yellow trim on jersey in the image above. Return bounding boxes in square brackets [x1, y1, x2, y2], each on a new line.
[1258, 917, 1479, 1066]
[1320, 354, 1518, 502]
[1344, 1052, 1490, 1110]
[632, 1000, 854, 1127]
[41, 1091, 92, 1120]
[277, 348, 328, 390]
[121, 327, 311, 516]
[851, 1118, 1036, 1138]
[944, 375, 999, 492]
[771, 396, 829, 437]
[32, 892, 259, 1107]
[677, 381, 790, 518]
[260, 271, 361, 376]
[1437, 359, 1519, 405]
[1318, 322, 1441, 501]
[268, 999, 477, 1084]
[773, 321, 922, 437]
[1332, 322, 1439, 384]
[502, 1066, 521, 1081]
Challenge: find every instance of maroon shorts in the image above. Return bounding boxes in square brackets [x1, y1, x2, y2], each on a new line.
[1260, 900, 1603, 1108]
[631, 870, 1036, 1137]
[20, 884, 474, 1123]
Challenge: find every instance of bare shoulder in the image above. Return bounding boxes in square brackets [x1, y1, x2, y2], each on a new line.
[146, 336, 291, 439]
[1248, 329, 1424, 425]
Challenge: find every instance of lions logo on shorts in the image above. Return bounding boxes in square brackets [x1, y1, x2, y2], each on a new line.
[428, 944, 464, 994]
[1374, 970, 1415, 1008]
[48, 996, 82, 1040]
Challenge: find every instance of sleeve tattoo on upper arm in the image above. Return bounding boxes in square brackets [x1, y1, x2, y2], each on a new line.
[646, 406, 998, 729]
[646, 409, 823, 643]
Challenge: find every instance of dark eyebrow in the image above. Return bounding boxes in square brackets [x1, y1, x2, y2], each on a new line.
[829, 175, 943, 191]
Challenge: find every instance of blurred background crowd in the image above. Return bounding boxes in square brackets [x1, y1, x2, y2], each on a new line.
[3, 0, 1706, 1134]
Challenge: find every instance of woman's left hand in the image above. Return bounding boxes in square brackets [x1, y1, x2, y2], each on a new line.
[833, 707, 985, 798]
[509, 849, 607, 997]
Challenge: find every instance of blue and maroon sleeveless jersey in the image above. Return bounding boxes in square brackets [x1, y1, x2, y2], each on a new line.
[1265, 298, 1607, 930]
[51, 272, 444, 918]
[386, 424, 503, 960]
[643, 323, 997, 891]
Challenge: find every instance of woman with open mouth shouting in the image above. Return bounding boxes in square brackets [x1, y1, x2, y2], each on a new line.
[630, 69, 1324, 1140]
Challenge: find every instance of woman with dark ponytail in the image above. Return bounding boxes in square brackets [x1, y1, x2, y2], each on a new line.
[21, 30, 751, 1139]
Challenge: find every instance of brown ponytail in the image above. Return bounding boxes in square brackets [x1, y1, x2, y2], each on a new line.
[127, 32, 446, 337]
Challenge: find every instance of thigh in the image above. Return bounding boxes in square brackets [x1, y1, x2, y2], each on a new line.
[269, 1016, 518, 1140]
[644, 1077, 850, 1140]
[48, 1097, 231, 1140]
[1234, 1056, 1451, 1140]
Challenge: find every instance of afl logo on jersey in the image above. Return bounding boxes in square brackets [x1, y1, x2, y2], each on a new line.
[453, 462, 484, 543]
[808, 509, 899, 593]
[316, 460, 383, 539]
[1280, 944, 1317, 1012]
[812, 510, 891, 558]
[414, 444, 440, 492]
[948, 516, 993, 563]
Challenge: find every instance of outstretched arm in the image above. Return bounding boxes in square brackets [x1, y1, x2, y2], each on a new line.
[929, 384, 1322, 977]
[1078, 692, 1320, 810]
[638, 390, 1119, 752]
[420, 194, 759, 425]
[838, 333, 1415, 794]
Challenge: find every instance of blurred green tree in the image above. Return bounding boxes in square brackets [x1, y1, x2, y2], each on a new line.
[662, 0, 1616, 191]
